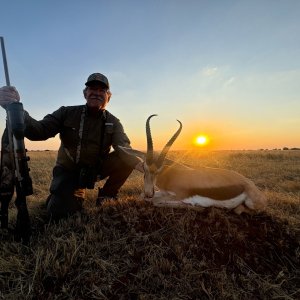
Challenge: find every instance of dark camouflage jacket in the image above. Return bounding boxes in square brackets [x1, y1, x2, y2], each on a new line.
[24, 105, 134, 170]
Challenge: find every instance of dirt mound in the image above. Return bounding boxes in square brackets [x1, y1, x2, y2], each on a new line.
[1, 200, 299, 299]
[85, 201, 300, 299]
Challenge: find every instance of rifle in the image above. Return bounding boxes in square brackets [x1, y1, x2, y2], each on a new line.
[0, 37, 32, 244]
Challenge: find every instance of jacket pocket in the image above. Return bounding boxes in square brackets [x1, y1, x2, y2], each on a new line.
[60, 120, 79, 148]
[101, 124, 114, 155]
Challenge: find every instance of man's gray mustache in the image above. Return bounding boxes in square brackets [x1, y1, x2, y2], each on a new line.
[90, 97, 104, 101]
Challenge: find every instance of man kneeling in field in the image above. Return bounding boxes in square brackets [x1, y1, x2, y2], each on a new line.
[0, 73, 141, 220]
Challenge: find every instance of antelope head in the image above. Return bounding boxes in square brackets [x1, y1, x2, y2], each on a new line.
[143, 114, 182, 198]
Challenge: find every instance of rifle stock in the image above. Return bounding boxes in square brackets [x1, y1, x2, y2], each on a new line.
[0, 127, 14, 230]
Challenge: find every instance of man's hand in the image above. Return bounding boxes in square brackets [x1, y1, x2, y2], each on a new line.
[0, 86, 20, 108]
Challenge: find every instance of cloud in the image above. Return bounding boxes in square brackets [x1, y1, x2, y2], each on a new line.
[202, 67, 219, 77]
[224, 76, 236, 87]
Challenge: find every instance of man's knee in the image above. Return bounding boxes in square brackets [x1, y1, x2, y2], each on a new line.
[46, 194, 84, 220]
[100, 152, 133, 180]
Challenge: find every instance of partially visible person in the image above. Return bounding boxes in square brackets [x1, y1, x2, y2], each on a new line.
[0, 73, 141, 220]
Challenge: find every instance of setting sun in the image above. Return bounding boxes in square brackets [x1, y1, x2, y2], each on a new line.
[194, 135, 209, 147]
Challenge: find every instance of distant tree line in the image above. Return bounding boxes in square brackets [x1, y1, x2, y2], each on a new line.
[259, 147, 300, 151]
[282, 147, 300, 150]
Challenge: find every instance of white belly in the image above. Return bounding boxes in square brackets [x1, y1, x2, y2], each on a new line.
[182, 193, 247, 209]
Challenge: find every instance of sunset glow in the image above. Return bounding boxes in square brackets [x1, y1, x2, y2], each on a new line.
[195, 135, 209, 147]
[0, 1, 298, 152]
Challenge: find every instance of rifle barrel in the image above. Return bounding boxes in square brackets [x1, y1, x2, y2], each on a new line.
[0, 37, 11, 86]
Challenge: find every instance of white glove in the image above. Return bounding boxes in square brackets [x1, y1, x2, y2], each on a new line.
[0, 86, 20, 108]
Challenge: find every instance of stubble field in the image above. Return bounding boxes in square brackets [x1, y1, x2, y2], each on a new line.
[0, 150, 299, 299]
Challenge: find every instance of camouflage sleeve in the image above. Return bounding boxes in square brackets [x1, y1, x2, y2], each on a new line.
[24, 106, 65, 141]
[111, 118, 131, 148]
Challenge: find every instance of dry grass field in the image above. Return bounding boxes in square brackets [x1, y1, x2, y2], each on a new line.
[0, 150, 299, 299]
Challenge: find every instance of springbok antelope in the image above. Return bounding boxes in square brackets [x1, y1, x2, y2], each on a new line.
[119, 115, 267, 214]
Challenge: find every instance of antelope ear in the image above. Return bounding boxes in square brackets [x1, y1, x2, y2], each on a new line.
[163, 157, 192, 170]
[117, 146, 146, 158]
[116, 146, 145, 170]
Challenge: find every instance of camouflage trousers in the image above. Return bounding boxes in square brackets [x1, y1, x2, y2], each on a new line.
[47, 151, 134, 220]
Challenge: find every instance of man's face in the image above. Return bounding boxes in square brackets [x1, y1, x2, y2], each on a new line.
[84, 83, 111, 110]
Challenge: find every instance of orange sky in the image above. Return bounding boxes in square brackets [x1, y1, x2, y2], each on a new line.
[1, 1, 299, 153]
[24, 124, 298, 152]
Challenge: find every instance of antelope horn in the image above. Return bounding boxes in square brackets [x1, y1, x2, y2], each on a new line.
[146, 114, 157, 165]
[156, 119, 182, 168]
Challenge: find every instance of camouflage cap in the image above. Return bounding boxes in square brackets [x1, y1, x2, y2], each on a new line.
[85, 73, 110, 89]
